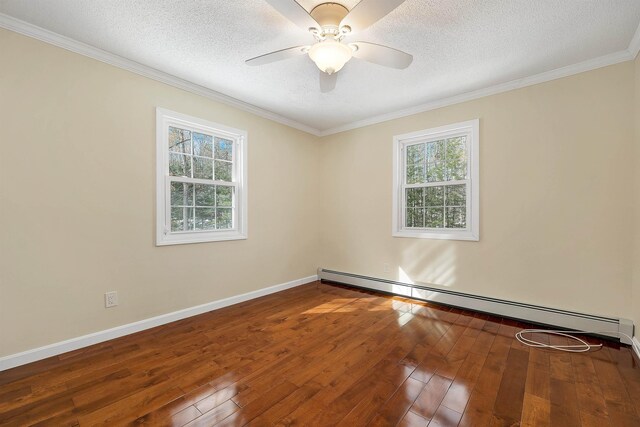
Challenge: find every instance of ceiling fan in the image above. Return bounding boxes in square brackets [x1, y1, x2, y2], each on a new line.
[246, 0, 413, 92]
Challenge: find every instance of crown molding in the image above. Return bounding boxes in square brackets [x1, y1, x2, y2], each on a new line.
[1, 12, 638, 138]
[0, 13, 322, 136]
[318, 48, 634, 136]
[628, 19, 640, 59]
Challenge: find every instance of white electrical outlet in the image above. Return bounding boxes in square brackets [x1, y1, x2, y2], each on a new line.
[383, 263, 390, 273]
[105, 291, 118, 308]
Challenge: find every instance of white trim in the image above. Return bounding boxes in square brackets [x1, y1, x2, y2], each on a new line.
[0, 13, 321, 137]
[1, 12, 638, 137]
[633, 337, 640, 361]
[156, 108, 248, 245]
[319, 50, 634, 136]
[0, 275, 318, 371]
[628, 20, 640, 59]
[392, 119, 479, 241]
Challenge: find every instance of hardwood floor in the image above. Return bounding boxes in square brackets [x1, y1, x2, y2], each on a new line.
[1, 281, 639, 426]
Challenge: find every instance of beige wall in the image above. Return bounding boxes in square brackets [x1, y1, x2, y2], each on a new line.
[2, 27, 639, 359]
[0, 30, 321, 357]
[319, 62, 636, 322]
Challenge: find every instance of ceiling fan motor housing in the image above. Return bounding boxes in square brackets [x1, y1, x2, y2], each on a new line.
[310, 2, 350, 36]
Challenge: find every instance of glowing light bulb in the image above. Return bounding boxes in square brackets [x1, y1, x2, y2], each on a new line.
[308, 39, 353, 74]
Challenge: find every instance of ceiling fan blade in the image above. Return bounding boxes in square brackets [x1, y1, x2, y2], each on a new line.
[340, 0, 406, 33]
[246, 46, 309, 66]
[319, 71, 337, 93]
[350, 42, 413, 69]
[264, 0, 320, 31]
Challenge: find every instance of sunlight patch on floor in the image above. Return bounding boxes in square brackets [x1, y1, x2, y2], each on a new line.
[301, 298, 357, 314]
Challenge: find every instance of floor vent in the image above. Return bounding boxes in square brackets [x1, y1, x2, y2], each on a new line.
[318, 268, 634, 345]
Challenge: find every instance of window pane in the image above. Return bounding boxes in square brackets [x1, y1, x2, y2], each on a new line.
[215, 160, 232, 182]
[406, 188, 423, 208]
[215, 137, 233, 161]
[171, 207, 183, 231]
[446, 136, 467, 180]
[407, 144, 424, 163]
[425, 208, 444, 228]
[445, 184, 466, 206]
[171, 207, 194, 231]
[425, 186, 444, 206]
[193, 132, 213, 158]
[195, 184, 215, 206]
[185, 207, 194, 230]
[171, 182, 194, 206]
[195, 208, 216, 230]
[169, 153, 191, 177]
[216, 186, 233, 207]
[426, 162, 445, 182]
[169, 127, 191, 154]
[406, 208, 415, 227]
[406, 144, 425, 184]
[426, 140, 445, 163]
[446, 207, 466, 228]
[216, 208, 232, 229]
[193, 157, 213, 180]
[406, 163, 425, 185]
[406, 208, 424, 228]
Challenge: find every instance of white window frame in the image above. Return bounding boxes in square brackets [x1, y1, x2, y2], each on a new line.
[392, 119, 479, 241]
[156, 108, 248, 246]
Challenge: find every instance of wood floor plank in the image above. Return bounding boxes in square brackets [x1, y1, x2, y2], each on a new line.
[410, 374, 452, 420]
[131, 404, 202, 427]
[521, 392, 550, 427]
[579, 412, 611, 427]
[440, 350, 486, 414]
[367, 376, 425, 426]
[76, 384, 184, 425]
[592, 356, 640, 422]
[1, 281, 640, 426]
[457, 335, 512, 427]
[525, 358, 550, 400]
[245, 382, 321, 426]
[493, 347, 529, 421]
[183, 399, 240, 427]
[212, 380, 298, 426]
[397, 410, 431, 427]
[307, 356, 415, 426]
[275, 326, 414, 425]
[573, 378, 609, 420]
[335, 363, 415, 426]
[0, 395, 75, 426]
[549, 378, 581, 427]
[428, 404, 462, 427]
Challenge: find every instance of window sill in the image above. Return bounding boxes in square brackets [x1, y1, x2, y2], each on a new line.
[392, 229, 479, 241]
[156, 231, 248, 246]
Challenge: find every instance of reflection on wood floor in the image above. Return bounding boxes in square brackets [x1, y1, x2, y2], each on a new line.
[0, 281, 639, 426]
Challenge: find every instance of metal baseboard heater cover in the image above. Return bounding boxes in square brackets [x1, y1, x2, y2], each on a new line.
[318, 268, 634, 345]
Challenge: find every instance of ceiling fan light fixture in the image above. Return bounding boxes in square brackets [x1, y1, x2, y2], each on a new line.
[308, 38, 353, 74]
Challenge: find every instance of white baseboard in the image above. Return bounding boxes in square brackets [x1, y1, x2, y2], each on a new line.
[0, 275, 317, 372]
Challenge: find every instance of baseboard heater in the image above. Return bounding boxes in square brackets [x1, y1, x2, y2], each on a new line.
[318, 268, 634, 345]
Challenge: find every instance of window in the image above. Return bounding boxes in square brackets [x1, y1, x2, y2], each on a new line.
[392, 119, 479, 241]
[156, 108, 247, 245]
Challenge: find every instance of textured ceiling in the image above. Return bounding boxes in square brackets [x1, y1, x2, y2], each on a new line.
[1, 0, 639, 132]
